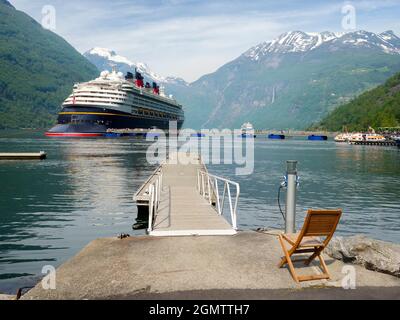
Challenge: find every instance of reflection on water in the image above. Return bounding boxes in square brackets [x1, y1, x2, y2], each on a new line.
[208, 139, 400, 244]
[0, 132, 154, 293]
[0, 132, 399, 293]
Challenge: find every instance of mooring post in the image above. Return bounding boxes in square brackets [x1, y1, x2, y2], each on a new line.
[285, 160, 297, 233]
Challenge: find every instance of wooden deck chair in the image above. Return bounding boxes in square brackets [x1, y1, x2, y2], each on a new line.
[278, 209, 342, 283]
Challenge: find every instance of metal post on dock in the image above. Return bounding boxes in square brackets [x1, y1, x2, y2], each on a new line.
[285, 160, 297, 234]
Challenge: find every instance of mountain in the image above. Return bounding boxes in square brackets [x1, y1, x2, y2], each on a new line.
[0, 0, 98, 129]
[83, 47, 188, 86]
[176, 30, 400, 129]
[315, 71, 400, 131]
[244, 30, 400, 57]
[3, 4, 400, 133]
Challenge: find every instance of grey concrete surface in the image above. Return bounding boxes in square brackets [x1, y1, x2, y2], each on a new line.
[22, 231, 400, 300]
[0, 294, 16, 300]
[111, 287, 400, 300]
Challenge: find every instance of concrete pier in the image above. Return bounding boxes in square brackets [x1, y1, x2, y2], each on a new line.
[22, 231, 400, 300]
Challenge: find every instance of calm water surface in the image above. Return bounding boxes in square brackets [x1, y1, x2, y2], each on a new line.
[0, 131, 399, 293]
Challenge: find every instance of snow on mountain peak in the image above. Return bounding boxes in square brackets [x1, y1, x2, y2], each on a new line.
[88, 47, 135, 67]
[244, 31, 342, 60]
[379, 30, 400, 42]
[244, 30, 400, 60]
[89, 47, 114, 57]
[84, 47, 188, 85]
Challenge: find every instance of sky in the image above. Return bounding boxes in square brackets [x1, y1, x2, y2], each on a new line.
[8, 0, 400, 82]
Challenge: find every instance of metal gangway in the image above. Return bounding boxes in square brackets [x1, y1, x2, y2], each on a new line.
[133, 153, 240, 236]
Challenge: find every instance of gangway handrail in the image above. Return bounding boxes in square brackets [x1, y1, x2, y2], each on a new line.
[133, 166, 162, 202]
[146, 172, 163, 233]
[197, 170, 240, 230]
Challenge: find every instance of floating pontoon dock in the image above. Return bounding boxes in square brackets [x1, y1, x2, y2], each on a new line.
[133, 152, 239, 236]
[0, 151, 46, 160]
[350, 140, 397, 146]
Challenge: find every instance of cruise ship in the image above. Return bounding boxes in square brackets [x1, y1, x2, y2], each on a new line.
[46, 68, 184, 136]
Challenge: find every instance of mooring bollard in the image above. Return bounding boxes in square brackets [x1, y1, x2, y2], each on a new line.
[285, 160, 297, 233]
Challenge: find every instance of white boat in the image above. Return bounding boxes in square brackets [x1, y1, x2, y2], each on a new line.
[348, 133, 386, 143]
[241, 122, 254, 132]
[393, 136, 400, 148]
[334, 133, 352, 142]
[391, 135, 400, 141]
[365, 134, 386, 142]
[240, 122, 255, 137]
[348, 133, 364, 143]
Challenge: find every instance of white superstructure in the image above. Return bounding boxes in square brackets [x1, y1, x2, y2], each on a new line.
[62, 69, 183, 121]
[47, 68, 185, 135]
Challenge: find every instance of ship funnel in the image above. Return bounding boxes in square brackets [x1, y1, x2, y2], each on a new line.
[135, 70, 144, 87]
[152, 82, 160, 95]
[125, 72, 134, 80]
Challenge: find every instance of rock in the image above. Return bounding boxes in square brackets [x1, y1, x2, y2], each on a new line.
[326, 235, 400, 278]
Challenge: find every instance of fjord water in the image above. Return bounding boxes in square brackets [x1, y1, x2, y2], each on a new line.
[0, 131, 399, 293]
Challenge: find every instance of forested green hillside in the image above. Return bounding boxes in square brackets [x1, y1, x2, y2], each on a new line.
[170, 30, 400, 130]
[0, 0, 98, 129]
[316, 72, 400, 131]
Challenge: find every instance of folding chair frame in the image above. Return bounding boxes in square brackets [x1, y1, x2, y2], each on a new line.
[278, 209, 342, 283]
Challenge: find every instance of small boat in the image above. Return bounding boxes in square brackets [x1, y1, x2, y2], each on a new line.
[240, 133, 256, 138]
[392, 136, 400, 148]
[191, 133, 205, 138]
[240, 122, 256, 138]
[365, 134, 386, 142]
[348, 133, 386, 143]
[348, 133, 363, 143]
[268, 134, 285, 140]
[334, 133, 352, 142]
[308, 135, 328, 141]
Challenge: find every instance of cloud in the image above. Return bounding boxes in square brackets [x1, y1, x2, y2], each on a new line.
[8, 0, 400, 81]
[349, 0, 400, 11]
